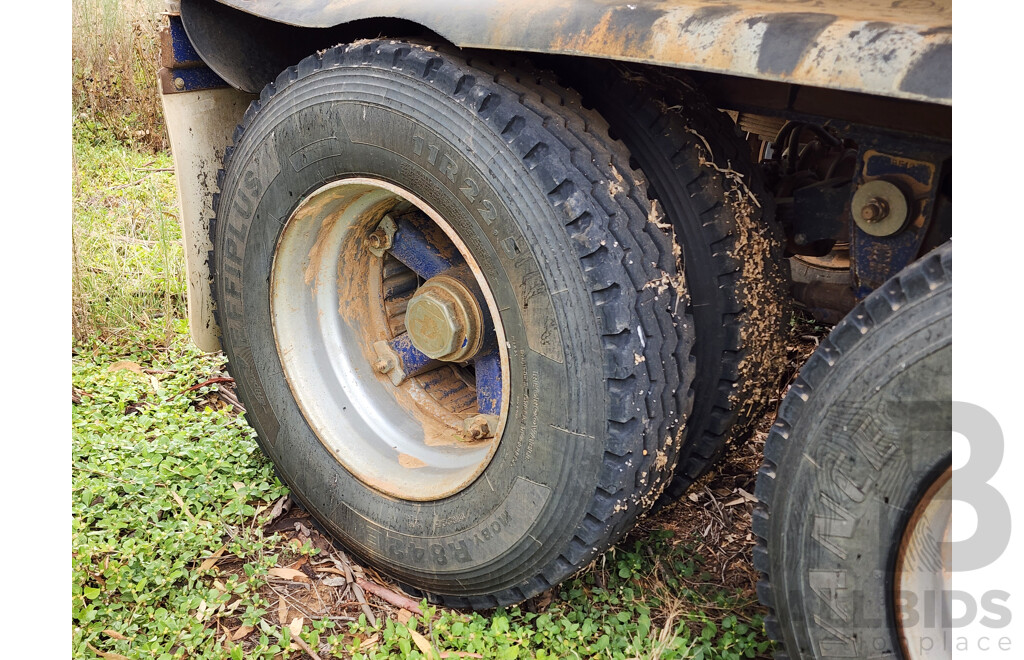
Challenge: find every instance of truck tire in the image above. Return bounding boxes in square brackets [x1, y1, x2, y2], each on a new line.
[753, 242, 952, 659]
[210, 41, 691, 608]
[565, 64, 790, 502]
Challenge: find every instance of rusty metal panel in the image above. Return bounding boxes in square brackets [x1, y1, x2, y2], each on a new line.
[210, 0, 951, 105]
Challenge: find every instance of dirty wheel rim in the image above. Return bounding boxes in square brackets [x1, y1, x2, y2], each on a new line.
[271, 178, 510, 501]
[894, 465, 951, 660]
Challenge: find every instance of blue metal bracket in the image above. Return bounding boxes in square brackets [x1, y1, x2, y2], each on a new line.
[388, 333, 437, 379]
[388, 216, 465, 280]
[474, 349, 502, 416]
[850, 146, 947, 297]
[158, 14, 228, 93]
[166, 14, 204, 65]
[378, 212, 502, 415]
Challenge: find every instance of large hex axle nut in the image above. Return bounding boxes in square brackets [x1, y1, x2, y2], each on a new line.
[852, 180, 909, 237]
[406, 275, 484, 362]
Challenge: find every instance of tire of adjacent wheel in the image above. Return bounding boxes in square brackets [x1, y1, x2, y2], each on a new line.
[211, 41, 691, 608]
[753, 242, 952, 659]
[565, 64, 791, 503]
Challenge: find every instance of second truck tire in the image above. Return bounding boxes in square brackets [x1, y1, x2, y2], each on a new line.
[753, 242, 952, 659]
[567, 64, 791, 503]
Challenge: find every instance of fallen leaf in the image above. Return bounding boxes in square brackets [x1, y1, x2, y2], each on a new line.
[314, 566, 346, 576]
[266, 495, 290, 524]
[102, 630, 128, 641]
[86, 643, 130, 660]
[288, 616, 304, 637]
[198, 545, 227, 572]
[409, 629, 435, 658]
[439, 652, 484, 659]
[148, 374, 163, 392]
[359, 633, 380, 650]
[232, 481, 245, 490]
[322, 576, 347, 587]
[108, 361, 143, 375]
[687, 493, 699, 502]
[396, 608, 413, 625]
[737, 487, 757, 502]
[269, 567, 309, 582]
[278, 594, 288, 625]
[212, 579, 226, 593]
[231, 625, 254, 641]
[168, 490, 194, 520]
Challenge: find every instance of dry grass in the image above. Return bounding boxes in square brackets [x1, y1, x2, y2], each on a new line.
[72, 0, 167, 152]
[72, 0, 182, 342]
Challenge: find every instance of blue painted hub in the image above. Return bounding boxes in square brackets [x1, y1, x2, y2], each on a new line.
[383, 215, 502, 416]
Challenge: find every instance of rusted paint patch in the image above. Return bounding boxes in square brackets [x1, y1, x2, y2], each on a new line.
[397, 453, 428, 468]
[210, 0, 952, 104]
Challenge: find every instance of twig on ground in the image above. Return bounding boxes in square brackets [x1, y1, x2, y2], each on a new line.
[291, 631, 323, 660]
[356, 578, 423, 616]
[336, 553, 376, 626]
[180, 376, 235, 394]
[105, 177, 148, 191]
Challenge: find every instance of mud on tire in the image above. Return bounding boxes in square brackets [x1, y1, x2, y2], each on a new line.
[566, 63, 791, 503]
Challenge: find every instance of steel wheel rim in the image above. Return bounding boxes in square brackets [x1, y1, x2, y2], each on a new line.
[895, 466, 951, 660]
[270, 178, 510, 501]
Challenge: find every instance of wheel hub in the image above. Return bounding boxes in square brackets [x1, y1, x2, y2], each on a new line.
[270, 178, 509, 501]
[406, 275, 484, 362]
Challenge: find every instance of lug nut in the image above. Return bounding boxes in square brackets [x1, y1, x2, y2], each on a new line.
[464, 414, 494, 440]
[367, 229, 391, 252]
[860, 197, 890, 223]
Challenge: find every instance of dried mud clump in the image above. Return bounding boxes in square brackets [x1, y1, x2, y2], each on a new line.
[688, 125, 792, 447]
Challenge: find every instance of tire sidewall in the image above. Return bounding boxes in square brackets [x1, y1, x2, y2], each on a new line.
[769, 298, 951, 658]
[214, 64, 609, 591]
